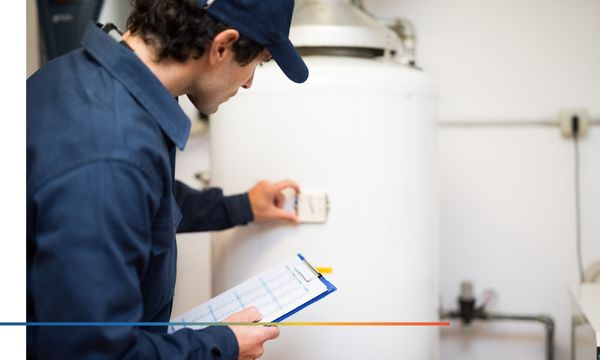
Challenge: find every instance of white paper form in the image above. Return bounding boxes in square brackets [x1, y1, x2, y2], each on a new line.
[169, 255, 330, 333]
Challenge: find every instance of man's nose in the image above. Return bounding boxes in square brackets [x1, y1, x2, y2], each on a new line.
[241, 71, 255, 89]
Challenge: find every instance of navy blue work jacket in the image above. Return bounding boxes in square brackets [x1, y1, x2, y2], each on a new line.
[27, 23, 253, 359]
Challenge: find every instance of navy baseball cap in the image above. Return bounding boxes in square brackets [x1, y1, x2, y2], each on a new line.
[197, 0, 308, 83]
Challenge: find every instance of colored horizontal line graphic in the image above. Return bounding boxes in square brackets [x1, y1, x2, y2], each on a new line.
[0, 322, 449, 327]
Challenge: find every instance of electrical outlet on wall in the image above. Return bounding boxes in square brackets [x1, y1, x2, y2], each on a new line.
[559, 109, 590, 138]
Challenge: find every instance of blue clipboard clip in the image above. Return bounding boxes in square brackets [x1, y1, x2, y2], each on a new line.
[271, 253, 337, 323]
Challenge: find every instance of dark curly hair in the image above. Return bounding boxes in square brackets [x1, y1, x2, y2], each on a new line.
[127, 0, 265, 65]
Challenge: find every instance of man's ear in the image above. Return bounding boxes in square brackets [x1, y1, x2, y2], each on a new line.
[208, 29, 240, 65]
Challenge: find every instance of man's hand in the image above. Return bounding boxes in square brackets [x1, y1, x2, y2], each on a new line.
[225, 307, 280, 360]
[248, 180, 300, 223]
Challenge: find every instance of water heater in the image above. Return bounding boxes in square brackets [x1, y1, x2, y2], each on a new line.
[210, 1, 439, 358]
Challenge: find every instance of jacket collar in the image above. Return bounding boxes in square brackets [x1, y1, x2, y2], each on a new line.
[81, 22, 190, 150]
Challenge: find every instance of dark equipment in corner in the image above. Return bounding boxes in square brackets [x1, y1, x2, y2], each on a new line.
[441, 281, 555, 360]
[37, 0, 105, 61]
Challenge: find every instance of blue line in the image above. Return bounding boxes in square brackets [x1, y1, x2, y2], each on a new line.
[0, 322, 233, 327]
[172, 317, 185, 332]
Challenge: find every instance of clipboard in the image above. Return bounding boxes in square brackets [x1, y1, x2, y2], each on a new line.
[169, 253, 337, 332]
[272, 254, 336, 322]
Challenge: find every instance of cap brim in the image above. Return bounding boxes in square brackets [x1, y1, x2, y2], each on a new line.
[267, 38, 309, 83]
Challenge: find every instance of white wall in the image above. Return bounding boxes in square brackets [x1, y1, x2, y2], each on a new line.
[366, 0, 600, 121]
[363, 0, 600, 359]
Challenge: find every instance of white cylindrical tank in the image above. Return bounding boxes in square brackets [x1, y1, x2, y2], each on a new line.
[209, 54, 438, 359]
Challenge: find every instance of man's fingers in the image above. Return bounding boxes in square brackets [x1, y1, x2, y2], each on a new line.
[226, 306, 263, 323]
[272, 179, 300, 194]
[264, 325, 280, 340]
[274, 193, 285, 208]
[273, 208, 299, 224]
[243, 306, 263, 322]
[249, 179, 302, 224]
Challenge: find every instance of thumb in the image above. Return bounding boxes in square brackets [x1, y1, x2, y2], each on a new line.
[225, 306, 263, 323]
[272, 208, 299, 224]
[240, 306, 263, 322]
[264, 325, 280, 340]
[274, 193, 285, 208]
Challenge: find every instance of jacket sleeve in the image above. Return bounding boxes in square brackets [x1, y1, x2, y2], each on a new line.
[174, 180, 254, 233]
[29, 160, 239, 359]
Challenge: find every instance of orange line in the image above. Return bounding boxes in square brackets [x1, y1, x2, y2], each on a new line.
[222, 322, 450, 327]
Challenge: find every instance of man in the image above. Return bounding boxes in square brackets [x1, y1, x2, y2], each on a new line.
[27, 0, 308, 358]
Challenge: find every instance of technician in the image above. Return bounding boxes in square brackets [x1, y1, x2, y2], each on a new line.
[26, 0, 308, 358]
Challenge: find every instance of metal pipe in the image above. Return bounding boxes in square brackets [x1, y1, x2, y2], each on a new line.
[347, 0, 419, 66]
[485, 313, 555, 360]
[441, 281, 555, 360]
[387, 18, 417, 66]
[438, 118, 600, 128]
[440, 310, 555, 360]
[439, 120, 558, 128]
